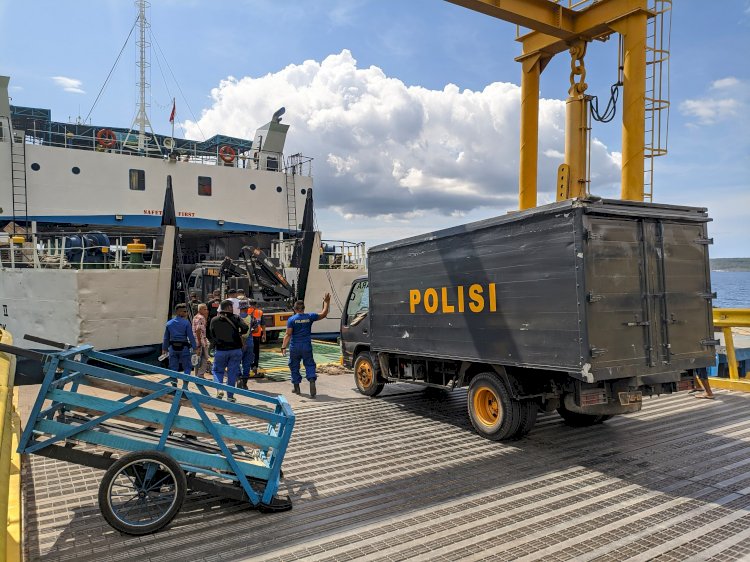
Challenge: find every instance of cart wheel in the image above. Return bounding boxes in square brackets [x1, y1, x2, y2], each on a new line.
[354, 352, 385, 396]
[98, 450, 186, 535]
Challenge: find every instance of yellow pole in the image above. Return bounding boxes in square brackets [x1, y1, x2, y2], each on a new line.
[519, 55, 541, 210]
[612, 12, 647, 201]
[564, 95, 589, 199]
[723, 327, 739, 380]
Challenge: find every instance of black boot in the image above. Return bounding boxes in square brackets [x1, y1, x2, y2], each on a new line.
[309, 379, 317, 398]
[292, 383, 301, 394]
[237, 378, 248, 390]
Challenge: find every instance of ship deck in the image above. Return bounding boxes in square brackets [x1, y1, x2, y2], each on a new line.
[19, 372, 750, 562]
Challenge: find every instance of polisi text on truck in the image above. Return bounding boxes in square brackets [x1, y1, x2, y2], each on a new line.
[409, 283, 497, 314]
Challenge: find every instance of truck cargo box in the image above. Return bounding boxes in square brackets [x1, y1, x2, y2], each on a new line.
[368, 198, 715, 382]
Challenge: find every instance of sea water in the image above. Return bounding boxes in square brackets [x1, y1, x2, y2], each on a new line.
[712, 271, 750, 308]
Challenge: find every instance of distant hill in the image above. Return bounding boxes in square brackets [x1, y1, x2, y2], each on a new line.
[711, 258, 750, 272]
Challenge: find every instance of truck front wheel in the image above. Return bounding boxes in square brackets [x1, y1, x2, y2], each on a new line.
[354, 352, 385, 397]
[467, 373, 521, 441]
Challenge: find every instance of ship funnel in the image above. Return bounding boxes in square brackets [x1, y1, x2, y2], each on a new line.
[253, 111, 290, 171]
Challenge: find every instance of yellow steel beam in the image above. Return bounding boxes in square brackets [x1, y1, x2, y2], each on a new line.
[0, 329, 20, 562]
[713, 308, 750, 328]
[446, 0, 576, 39]
[517, 0, 651, 60]
[519, 54, 542, 210]
[709, 379, 750, 393]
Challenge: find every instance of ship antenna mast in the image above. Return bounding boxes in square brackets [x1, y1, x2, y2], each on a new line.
[126, 0, 158, 153]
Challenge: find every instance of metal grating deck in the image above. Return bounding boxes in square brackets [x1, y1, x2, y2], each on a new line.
[22, 386, 750, 561]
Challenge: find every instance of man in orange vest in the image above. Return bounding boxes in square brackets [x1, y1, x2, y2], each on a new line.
[238, 298, 264, 388]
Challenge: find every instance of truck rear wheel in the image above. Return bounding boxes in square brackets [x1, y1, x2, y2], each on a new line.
[354, 352, 385, 397]
[513, 400, 538, 439]
[467, 373, 521, 441]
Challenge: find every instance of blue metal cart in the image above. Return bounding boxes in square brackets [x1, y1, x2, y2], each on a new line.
[3, 335, 295, 535]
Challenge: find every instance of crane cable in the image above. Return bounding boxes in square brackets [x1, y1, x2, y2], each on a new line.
[589, 81, 621, 123]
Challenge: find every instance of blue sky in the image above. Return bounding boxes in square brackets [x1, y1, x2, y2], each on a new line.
[1, 0, 748, 256]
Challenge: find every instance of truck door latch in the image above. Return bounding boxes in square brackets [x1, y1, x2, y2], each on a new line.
[700, 339, 720, 347]
[700, 292, 717, 300]
[590, 347, 607, 357]
[694, 237, 714, 245]
[587, 292, 603, 303]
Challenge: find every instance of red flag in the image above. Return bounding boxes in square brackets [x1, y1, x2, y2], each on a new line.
[169, 99, 175, 123]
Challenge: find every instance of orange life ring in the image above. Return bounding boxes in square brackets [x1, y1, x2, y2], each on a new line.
[97, 128, 117, 148]
[218, 145, 236, 164]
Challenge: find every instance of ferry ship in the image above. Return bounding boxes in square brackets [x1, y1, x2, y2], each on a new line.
[0, 4, 365, 380]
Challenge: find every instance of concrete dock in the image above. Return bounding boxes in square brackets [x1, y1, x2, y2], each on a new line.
[19, 371, 750, 561]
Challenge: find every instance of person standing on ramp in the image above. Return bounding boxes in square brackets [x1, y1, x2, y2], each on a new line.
[281, 293, 330, 397]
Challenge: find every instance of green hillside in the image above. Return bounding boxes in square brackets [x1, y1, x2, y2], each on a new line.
[711, 258, 750, 272]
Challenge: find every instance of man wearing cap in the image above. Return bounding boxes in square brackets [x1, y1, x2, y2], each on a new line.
[209, 299, 248, 401]
[281, 293, 330, 397]
[227, 288, 241, 316]
[163, 303, 197, 376]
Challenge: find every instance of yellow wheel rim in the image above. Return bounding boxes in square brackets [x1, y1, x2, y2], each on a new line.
[357, 361, 374, 388]
[473, 387, 500, 427]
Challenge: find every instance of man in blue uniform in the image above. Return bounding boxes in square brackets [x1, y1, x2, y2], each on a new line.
[162, 303, 197, 376]
[281, 293, 330, 397]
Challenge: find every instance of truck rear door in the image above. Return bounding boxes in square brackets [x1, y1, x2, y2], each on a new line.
[584, 214, 714, 377]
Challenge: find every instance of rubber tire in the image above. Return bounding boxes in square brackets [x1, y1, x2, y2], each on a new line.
[556, 405, 608, 427]
[353, 352, 385, 397]
[513, 400, 539, 439]
[467, 372, 522, 441]
[98, 450, 187, 535]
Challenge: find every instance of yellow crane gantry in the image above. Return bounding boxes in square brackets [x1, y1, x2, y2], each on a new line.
[446, 0, 654, 209]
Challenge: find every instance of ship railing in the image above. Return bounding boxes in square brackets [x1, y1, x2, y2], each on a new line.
[319, 240, 367, 270]
[19, 129, 311, 175]
[0, 232, 164, 270]
[270, 239, 366, 270]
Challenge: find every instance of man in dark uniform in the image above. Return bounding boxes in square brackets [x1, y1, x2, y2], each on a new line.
[209, 300, 248, 402]
[162, 303, 197, 375]
[281, 293, 330, 397]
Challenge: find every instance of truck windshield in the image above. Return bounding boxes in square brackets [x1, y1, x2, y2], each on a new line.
[346, 280, 369, 325]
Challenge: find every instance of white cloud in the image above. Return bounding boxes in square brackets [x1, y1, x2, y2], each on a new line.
[680, 77, 748, 126]
[51, 76, 85, 94]
[183, 50, 621, 219]
[711, 77, 740, 90]
[680, 98, 740, 125]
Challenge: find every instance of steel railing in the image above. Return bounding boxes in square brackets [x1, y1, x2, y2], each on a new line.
[711, 309, 750, 391]
[0, 328, 21, 561]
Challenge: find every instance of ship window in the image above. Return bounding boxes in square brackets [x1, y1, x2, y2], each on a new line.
[249, 183, 256, 190]
[129, 169, 145, 191]
[198, 176, 212, 196]
[72, 166, 80, 175]
[276, 186, 283, 193]
[31, 163, 41, 171]
[301, 189, 306, 195]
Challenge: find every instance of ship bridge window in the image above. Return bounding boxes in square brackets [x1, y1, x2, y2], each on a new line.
[198, 176, 212, 196]
[72, 166, 80, 175]
[31, 163, 40, 171]
[129, 169, 145, 191]
[276, 186, 283, 193]
[249, 183, 256, 190]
